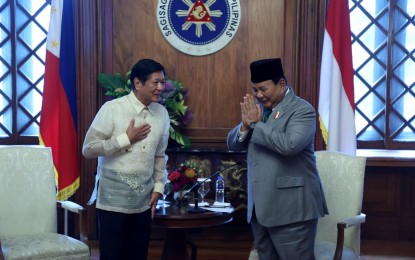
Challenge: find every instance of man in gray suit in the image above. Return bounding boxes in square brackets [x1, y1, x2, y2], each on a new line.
[227, 58, 328, 260]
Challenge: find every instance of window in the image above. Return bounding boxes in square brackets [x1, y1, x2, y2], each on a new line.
[0, 0, 50, 144]
[350, 0, 415, 149]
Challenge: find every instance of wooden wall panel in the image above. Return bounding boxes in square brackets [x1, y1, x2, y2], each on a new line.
[401, 172, 415, 217]
[362, 217, 401, 240]
[401, 171, 415, 239]
[362, 170, 400, 239]
[111, 0, 287, 147]
[363, 172, 399, 216]
[362, 166, 415, 240]
[362, 167, 400, 240]
[401, 218, 415, 240]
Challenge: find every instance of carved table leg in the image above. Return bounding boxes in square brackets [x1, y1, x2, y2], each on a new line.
[161, 228, 189, 260]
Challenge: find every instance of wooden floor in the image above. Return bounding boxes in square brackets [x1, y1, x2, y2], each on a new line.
[88, 214, 415, 259]
[90, 238, 415, 259]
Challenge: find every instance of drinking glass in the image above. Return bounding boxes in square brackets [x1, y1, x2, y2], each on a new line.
[163, 181, 172, 207]
[197, 179, 210, 203]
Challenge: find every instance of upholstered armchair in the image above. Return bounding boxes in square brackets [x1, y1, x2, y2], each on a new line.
[314, 150, 366, 260]
[0, 146, 90, 260]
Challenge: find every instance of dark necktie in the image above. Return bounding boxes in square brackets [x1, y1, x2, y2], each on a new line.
[263, 109, 272, 122]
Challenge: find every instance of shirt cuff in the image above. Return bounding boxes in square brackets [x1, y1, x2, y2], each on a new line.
[237, 128, 249, 142]
[116, 133, 131, 150]
[153, 182, 164, 195]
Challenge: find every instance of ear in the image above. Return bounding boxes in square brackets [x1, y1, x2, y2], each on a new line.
[278, 78, 286, 87]
[134, 79, 142, 90]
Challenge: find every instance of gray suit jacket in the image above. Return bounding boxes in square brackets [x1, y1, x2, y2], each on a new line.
[227, 88, 328, 227]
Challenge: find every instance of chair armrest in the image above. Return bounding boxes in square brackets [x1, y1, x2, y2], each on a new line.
[342, 213, 366, 228]
[332, 213, 366, 260]
[59, 201, 84, 214]
[57, 201, 88, 244]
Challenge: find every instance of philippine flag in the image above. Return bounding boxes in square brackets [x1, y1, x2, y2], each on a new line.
[39, 0, 80, 200]
[318, 0, 356, 155]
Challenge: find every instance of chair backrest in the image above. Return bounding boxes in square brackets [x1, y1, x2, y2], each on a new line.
[0, 145, 57, 238]
[315, 150, 366, 255]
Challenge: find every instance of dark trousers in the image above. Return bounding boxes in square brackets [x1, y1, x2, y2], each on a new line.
[97, 208, 152, 260]
[251, 212, 318, 260]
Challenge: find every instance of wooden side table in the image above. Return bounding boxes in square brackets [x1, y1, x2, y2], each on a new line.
[153, 203, 233, 260]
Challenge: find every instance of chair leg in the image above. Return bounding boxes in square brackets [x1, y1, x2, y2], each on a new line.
[186, 240, 197, 260]
[333, 222, 346, 260]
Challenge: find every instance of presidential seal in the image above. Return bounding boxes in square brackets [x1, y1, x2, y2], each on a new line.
[157, 0, 241, 56]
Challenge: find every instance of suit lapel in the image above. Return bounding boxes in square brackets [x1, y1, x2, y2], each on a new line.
[266, 87, 295, 123]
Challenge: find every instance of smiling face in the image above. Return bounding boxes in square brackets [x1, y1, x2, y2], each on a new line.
[252, 78, 287, 109]
[133, 71, 166, 106]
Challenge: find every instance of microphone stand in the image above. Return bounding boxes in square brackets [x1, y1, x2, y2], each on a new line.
[185, 162, 241, 214]
[187, 182, 206, 213]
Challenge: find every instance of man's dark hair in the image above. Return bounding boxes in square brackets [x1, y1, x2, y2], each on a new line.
[271, 76, 287, 86]
[129, 59, 165, 89]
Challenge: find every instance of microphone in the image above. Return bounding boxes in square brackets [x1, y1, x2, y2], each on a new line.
[186, 161, 241, 214]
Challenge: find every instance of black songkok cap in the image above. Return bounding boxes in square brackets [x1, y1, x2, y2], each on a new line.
[250, 58, 285, 83]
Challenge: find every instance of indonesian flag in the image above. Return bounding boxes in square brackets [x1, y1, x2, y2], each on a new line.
[39, 0, 80, 200]
[318, 0, 356, 155]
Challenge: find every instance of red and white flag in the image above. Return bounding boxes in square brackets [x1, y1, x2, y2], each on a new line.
[40, 0, 80, 200]
[318, 0, 356, 155]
